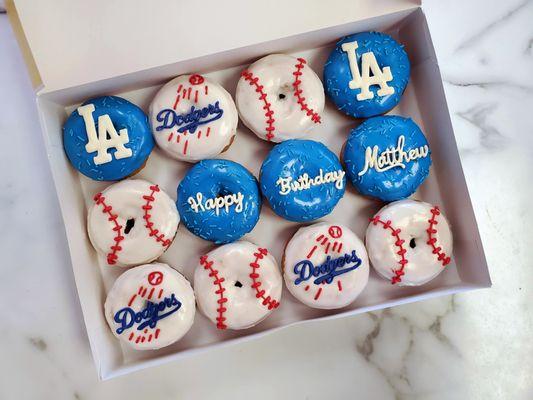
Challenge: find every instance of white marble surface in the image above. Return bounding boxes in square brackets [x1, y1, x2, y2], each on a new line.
[0, 1, 532, 399]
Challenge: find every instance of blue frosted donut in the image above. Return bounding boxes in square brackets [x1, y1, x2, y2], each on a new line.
[260, 140, 346, 222]
[324, 32, 410, 118]
[63, 96, 154, 181]
[177, 159, 261, 243]
[343, 116, 431, 201]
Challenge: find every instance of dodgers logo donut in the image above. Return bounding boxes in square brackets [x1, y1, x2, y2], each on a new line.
[343, 116, 431, 201]
[260, 140, 346, 222]
[324, 31, 410, 118]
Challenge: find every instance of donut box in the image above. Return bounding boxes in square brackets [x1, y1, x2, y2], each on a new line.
[9, 0, 490, 379]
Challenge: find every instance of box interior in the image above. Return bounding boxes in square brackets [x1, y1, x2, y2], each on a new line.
[36, 8, 490, 379]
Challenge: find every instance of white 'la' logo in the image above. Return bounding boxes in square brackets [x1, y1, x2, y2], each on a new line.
[77, 104, 133, 165]
[341, 40, 395, 101]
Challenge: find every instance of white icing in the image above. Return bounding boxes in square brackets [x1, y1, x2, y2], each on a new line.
[283, 223, 369, 309]
[358, 135, 429, 176]
[104, 263, 195, 350]
[187, 192, 244, 215]
[365, 199, 453, 286]
[194, 241, 282, 330]
[87, 179, 179, 267]
[236, 54, 325, 142]
[341, 40, 395, 101]
[276, 169, 345, 195]
[77, 104, 132, 165]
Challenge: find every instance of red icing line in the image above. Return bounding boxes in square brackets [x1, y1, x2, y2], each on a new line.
[187, 87, 192, 100]
[314, 287, 323, 300]
[158, 288, 163, 299]
[177, 84, 183, 93]
[337, 280, 342, 291]
[325, 242, 331, 254]
[241, 70, 276, 140]
[427, 206, 451, 266]
[128, 294, 137, 306]
[128, 332, 134, 341]
[292, 58, 321, 124]
[205, 85, 208, 95]
[200, 255, 228, 329]
[338, 243, 343, 253]
[206, 127, 211, 137]
[173, 95, 180, 110]
[306, 245, 317, 259]
[249, 248, 280, 310]
[194, 90, 199, 103]
[197, 130, 202, 139]
[183, 139, 189, 154]
[148, 287, 155, 299]
[167, 132, 174, 142]
[141, 287, 147, 297]
[93, 193, 124, 265]
[304, 285, 310, 291]
[316, 234, 324, 242]
[369, 216, 408, 285]
[142, 185, 173, 248]
[155, 329, 160, 338]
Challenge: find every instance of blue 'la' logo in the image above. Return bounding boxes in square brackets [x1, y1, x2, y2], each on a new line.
[155, 101, 223, 133]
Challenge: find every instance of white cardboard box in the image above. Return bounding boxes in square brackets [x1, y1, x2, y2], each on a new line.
[8, 0, 490, 380]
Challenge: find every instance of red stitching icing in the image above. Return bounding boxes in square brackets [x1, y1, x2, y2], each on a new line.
[369, 216, 407, 284]
[241, 70, 276, 141]
[93, 193, 124, 265]
[292, 58, 321, 124]
[249, 248, 280, 310]
[142, 185, 172, 248]
[200, 255, 228, 329]
[427, 206, 451, 266]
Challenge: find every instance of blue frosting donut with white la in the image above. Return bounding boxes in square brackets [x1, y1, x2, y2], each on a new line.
[177, 159, 261, 243]
[260, 140, 346, 222]
[63, 96, 154, 181]
[343, 116, 431, 201]
[324, 31, 410, 118]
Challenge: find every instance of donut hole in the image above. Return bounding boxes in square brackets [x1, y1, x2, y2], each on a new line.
[216, 187, 232, 198]
[409, 238, 416, 249]
[234, 280, 243, 288]
[124, 218, 135, 235]
[278, 93, 286, 100]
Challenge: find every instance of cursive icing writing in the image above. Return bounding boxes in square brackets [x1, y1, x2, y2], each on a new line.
[358, 135, 429, 176]
[276, 169, 345, 195]
[188, 192, 244, 216]
[114, 294, 181, 334]
[294, 251, 362, 285]
[155, 101, 223, 133]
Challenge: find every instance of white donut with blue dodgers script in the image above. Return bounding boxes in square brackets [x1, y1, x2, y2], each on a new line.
[283, 222, 369, 309]
[104, 263, 195, 350]
[149, 74, 238, 162]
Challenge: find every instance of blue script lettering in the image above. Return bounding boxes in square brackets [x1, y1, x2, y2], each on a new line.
[155, 101, 223, 133]
[293, 251, 362, 285]
[113, 293, 182, 334]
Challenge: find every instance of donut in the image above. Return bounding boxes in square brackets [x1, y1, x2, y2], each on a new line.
[63, 96, 154, 181]
[88, 179, 179, 267]
[194, 241, 282, 330]
[150, 74, 238, 162]
[104, 263, 195, 350]
[177, 159, 261, 243]
[283, 222, 369, 309]
[366, 199, 453, 286]
[343, 116, 431, 201]
[324, 32, 410, 118]
[260, 140, 345, 222]
[236, 54, 325, 142]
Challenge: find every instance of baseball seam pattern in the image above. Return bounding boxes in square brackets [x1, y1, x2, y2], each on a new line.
[249, 248, 280, 310]
[427, 206, 451, 266]
[200, 255, 228, 329]
[369, 216, 407, 284]
[127, 284, 163, 344]
[241, 70, 276, 140]
[292, 58, 321, 124]
[142, 185, 172, 248]
[94, 193, 124, 265]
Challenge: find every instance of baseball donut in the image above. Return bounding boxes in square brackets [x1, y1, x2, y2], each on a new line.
[150, 74, 238, 162]
[236, 54, 325, 142]
[283, 222, 369, 309]
[366, 199, 453, 286]
[88, 179, 179, 267]
[194, 241, 282, 330]
[63, 96, 154, 181]
[104, 263, 195, 350]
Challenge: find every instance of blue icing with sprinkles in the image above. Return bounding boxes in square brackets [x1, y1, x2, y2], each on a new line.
[260, 140, 346, 222]
[177, 159, 261, 244]
[343, 115, 431, 201]
[63, 96, 154, 181]
[324, 31, 410, 118]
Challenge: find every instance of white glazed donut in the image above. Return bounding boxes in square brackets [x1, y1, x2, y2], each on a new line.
[366, 199, 453, 286]
[104, 263, 195, 350]
[149, 74, 238, 162]
[194, 241, 282, 330]
[88, 179, 179, 267]
[283, 222, 369, 309]
[236, 54, 325, 142]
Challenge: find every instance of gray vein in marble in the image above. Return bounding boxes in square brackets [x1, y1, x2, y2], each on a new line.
[526, 38, 533, 55]
[29, 337, 47, 352]
[456, 103, 508, 151]
[444, 79, 533, 94]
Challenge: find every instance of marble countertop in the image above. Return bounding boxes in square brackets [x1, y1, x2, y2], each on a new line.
[0, 1, 531, 399]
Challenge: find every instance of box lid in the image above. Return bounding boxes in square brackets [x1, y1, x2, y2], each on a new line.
[8, 0, 420, 93]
